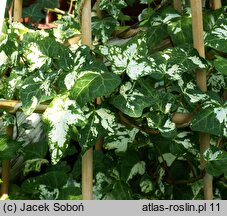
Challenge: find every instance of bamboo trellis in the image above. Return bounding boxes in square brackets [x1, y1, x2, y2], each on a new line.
[0, 0, 223, 200]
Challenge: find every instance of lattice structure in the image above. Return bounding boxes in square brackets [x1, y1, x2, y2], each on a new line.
[0, 0, 223, 200]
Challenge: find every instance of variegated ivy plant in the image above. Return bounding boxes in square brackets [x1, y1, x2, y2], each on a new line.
[0, 3, 226, 200]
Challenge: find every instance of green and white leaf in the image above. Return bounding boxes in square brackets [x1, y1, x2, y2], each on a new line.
[77, 110, 106, 153]
[21, 71, 56, 115]
[42, 95, 87, 164]
[110, 81, 153, 117]
[127, 161, 146, 182]
[191, 101, 227, 137]
[214, 56, 227, 76]
[205, 18, 227, 53]
[147, 113, 177, 138]
[0, 50, 9, 72]
[70, 68, 121, 107]
[99, 34, 157, 80]
[208, 72, 226, 92]
[93, 108, 139, 152]
[140, 177, 153, 194]
[92, 17, 118, 43]
[0, 135, 22, 160]
[21, 171, 68, 199]
[23, 42, 52, 71]
[204, 148, 227, 177]
[23, 159, 49, 176]
[99, 0, 127, 19]
[167, 16, 193, 45]
[104, 125, 139, 153]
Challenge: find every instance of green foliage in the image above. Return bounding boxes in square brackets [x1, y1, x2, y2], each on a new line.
[0, 135, 22, 160]
[42, 95, 87, 164]
[99, 0, 127, 19]
[92, 17, 118, 43]
[22, 0, 59, 22]
[0, 2, 227, 200]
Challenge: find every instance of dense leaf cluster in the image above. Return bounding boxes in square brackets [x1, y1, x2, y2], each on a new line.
[0, 1, 226, 199]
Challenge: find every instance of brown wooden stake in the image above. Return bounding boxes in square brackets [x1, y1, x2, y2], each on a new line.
[0, 100, 47, 113]
[0, 0, 7, 36]
[96, 0, 103, 18]
[13, 0, 23, 22]
[1, 0, 21, 200]
[173, 0, 182, 13]
[190, 0, 213, 200]
[0, 126, 13, 200]
[81, 0, 93, 200]
[211, 0, 222, 9]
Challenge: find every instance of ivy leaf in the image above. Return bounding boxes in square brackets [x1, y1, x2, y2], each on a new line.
[191, 101, 227, 137]
[42, 95, 87, 164]
[205, 18, 227, 53]
[70, 67, 121, 107]
[104, 125, 139, 152]
[23, 159, 49, 176]
[140, 0, 154, 4]
[147, 25, 168, 50]
[204, 148, 227, 177]
[0, 51, 9, 73]
[99, 34, 157, 80]
[99, 38, 206, 81]
[110, 181, 132, 199]
[147, 114, 177, 138]
[140, 177, 153, 193]
[110, 81, 153, 117]
[99, 0, 127, 19]
[77, 110, 106, 153]
[92, 17, 117, 43]
[21, 71, 56, 115]
[79, 107, 138, 153]
[138, 8, 154, 22]
[23, 0, 58, 22]
[127, 161, 146, 182]
[23, 141, 48, 160]
[167, 16, 193, 45]
[3, 71, 22, 99]
[21, 171, 68, 199]
[54, 15, 80, 42]
[23, 42, 52, 71]
[0, 135, 22, 160]
[38, 38, 74, 71]
[214, 56, 227, 76]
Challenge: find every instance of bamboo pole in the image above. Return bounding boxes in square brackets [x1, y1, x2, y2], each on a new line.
[173, 0, 182, 13]
[0, 0, 7, 36]
[13, 0, 23, 22]
[0, 100, 47, 113]
[0, 126, 13, 200]
[0, 0, 22, 200]
[211, 0, 222, 9]
[95, 0, 103, 18]
[81, 0, 93, 200]
[190, 0, 212, 200]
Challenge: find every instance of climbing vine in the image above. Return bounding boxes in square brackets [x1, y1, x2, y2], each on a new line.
[0, 0, 226, 200]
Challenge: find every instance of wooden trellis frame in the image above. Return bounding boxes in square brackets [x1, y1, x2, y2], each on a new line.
[0, 0, 223, 200]
[190, 0, 211, 200]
